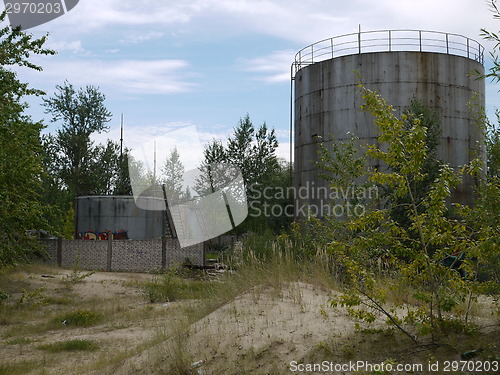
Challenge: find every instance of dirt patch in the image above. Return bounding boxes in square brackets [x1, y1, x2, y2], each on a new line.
[0, 265, 498, 375]
[0, 266, 169, 374]
[113, 282, 499, 375]
[111, 282, 358, 374]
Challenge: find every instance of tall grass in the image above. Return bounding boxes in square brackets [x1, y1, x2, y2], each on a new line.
[38, 339, 99, 352]
[142, 232, 340, 375]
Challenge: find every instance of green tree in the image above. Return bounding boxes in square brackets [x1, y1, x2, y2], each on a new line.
[480, 1, 500, 84]
[479, 0, 500, 178]
[457, 0, 500, 289]
[114, 150, 132, 195]
[161, 146, 186, 203]
[42, 81, 114, 198]
[317, 133, 368, 213]
[0, 11, 56, 265]
[325, 85, 495, 343]
[200, 115, 279, 198]
[389, 99, 443, 228]
[226, 114, 279, 191]
[486, 115, 500, 179]
[249, 158, 294, 234]
[478, 1, 500, 179]
[196, 115, 285, 233]
[196, 140, 227, 195]
[92, 139, 121, 194]
[39, 133, 72, 233]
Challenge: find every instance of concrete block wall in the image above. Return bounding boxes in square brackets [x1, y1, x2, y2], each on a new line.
[39, 238, 204, 273]
[110, 239, 162, 273]
[61, 240, 108, 271]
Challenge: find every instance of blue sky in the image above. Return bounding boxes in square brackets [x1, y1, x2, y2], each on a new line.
[4, 0, 500, 170]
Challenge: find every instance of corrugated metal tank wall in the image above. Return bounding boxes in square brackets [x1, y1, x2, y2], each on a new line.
[76, 196, 165, 239]
[294, 50, 485, 214]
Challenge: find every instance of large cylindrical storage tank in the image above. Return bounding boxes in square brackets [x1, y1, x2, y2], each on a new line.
[76, 196, 166, 240]
[294, 30, 485, 215]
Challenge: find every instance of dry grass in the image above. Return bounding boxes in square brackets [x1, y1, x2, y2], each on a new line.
[0, 255, 498, 375]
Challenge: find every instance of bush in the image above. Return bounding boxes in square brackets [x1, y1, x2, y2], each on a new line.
[39, 339, 98, 352]
[317, 85, 500, 343]
[145, 270, 186, 303]
[0, 290, 8, 303]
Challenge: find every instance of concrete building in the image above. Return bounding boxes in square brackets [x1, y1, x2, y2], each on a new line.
[293, 30, 485, 215]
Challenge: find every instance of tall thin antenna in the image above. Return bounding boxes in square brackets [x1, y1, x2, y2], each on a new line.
[116, 113, 125, 196]
[120, 113, 124, 160]
[153, 140, 157, 183]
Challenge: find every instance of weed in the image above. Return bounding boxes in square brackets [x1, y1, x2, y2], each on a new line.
[17, 287, 46, 307]
[438, 317, 479, 335]
[145, 269, 213, 303]
[315, 340, 333, 354]
[0, 360, 43, 375]
[145, 270, 185, 303]
[38, 339, 99, 352]
[0, 250, 496, 375]
[158, 324, 199, 375]
[319, 304, 329, 319]
[0, 290, 8, 303]
[42, 296, 72, 305]
[7, 337, 32, 345]
[64, 260, 94, 284]
[53, 310, 101, 327]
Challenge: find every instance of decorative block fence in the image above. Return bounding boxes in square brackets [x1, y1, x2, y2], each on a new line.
[40, 237, 204, 273]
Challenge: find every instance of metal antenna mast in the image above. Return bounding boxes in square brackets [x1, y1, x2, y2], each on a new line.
[120, 113, 124, 161]
[153, 141, 157, 184]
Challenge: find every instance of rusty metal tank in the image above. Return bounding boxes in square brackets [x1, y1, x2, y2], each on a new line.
[293, 30, 485, 214]
[76, 195, 165, 239]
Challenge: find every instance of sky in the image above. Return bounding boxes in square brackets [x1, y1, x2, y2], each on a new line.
[4, 0, 500, 172]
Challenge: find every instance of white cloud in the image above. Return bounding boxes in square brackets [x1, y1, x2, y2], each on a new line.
[119, 31, 165, 45]
[45, 39, 87, 54]
[28, 58, 196, 94]
[19, 0, 500, 158]
[97, 121, 293, 173]
[53, 0, 193, 30]
[96, 122, 235, 172]
[276, 141, 293, 163]
[129, 125, 205, 172]
[33, 0, 492, 52]
[241, 50, 295, 83]
[17, 1, 490, 68]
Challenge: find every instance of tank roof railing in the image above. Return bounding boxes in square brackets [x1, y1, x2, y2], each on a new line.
[292, 29, 485, 78]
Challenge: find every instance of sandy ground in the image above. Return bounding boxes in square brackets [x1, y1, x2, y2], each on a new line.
[112, 282, 360, 374]
[1, 266, 498, 375]
[0, 268, 165, 374]
[110, 282, 499, 375]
